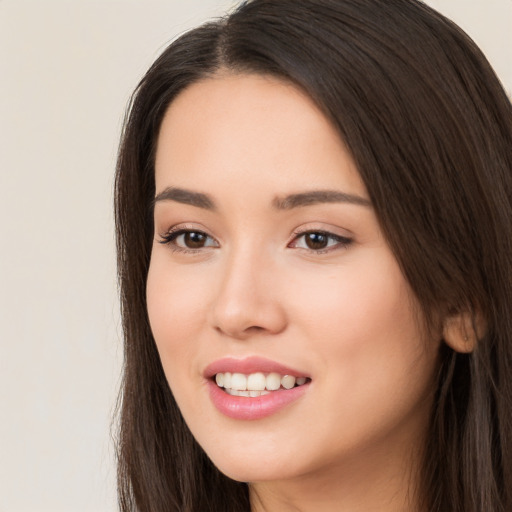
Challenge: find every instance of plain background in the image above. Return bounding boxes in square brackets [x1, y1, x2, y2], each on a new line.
[0, 1, 510, 511]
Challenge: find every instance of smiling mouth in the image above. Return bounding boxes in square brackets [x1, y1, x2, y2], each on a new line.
[214, 372, 310, 397]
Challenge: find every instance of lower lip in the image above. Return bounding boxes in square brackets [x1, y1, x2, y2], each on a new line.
[207, 380, 309, 420]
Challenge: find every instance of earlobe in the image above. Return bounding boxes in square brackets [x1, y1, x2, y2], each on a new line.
[442, 311, 486, 353]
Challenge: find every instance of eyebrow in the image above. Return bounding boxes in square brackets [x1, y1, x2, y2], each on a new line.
[153, 187, 371, 210]
[153, 187, 216, 210]
[272, 190, 371, 209]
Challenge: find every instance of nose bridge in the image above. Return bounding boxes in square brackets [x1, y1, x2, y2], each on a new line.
[210, 241, 286, 338]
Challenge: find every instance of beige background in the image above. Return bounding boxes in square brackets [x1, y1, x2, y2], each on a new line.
[0, 1, 510, 511]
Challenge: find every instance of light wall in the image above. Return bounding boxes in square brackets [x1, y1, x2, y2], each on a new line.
[0, 1, 510, 511]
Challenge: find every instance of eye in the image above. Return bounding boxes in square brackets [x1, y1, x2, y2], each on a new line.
[158, 228, 219, 252]
[289, 231, 352, 252]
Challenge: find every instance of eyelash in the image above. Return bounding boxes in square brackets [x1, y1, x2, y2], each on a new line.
[158, 227, 218, 254]
[289, 229, 353, 254]
[157, 227, 353, 255]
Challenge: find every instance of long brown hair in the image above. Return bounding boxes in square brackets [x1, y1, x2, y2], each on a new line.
[114, 1, 512, 510]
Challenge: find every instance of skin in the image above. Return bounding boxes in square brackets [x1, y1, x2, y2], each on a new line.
[147, 73, 441, 511]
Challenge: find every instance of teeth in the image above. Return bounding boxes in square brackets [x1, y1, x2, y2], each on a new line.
[247, 372, 266, 390]
[249, 390, 270, 397]
[266, 372, 281, 391]
[225, 388, 271, 397]
[281, 375, 296, 389]
[214, 371, 308, 394]
[230, 373, 247, 391]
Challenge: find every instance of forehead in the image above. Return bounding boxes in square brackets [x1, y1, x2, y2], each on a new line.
[154, 73, 366, 199]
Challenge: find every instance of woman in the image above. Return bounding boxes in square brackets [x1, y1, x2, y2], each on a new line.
[114, 0, 512, 510]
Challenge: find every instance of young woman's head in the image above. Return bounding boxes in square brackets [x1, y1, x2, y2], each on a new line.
[115, 1, 512, 511]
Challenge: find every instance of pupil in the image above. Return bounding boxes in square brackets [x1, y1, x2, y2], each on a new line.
[184, 232, 206, 248]
[306, 233, 328, 250]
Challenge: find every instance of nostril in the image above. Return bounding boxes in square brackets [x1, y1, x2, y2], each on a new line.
[214, 323, 266, 339]
[247, 326, 265, 332]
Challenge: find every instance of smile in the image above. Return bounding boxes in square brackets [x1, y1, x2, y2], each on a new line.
[205, 358, 311, 420]
[215, 372, 308, 396]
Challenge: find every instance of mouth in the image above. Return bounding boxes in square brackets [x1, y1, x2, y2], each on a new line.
[214, 372, 309, 397]
[204, 357, 311, 420]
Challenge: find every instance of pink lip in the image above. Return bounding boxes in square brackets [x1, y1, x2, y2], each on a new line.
[203, 356, 309, 378]
[204, 357, 311, 420]
[207, 380, 309, 420]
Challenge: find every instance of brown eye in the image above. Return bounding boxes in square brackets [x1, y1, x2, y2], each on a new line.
[159, 229, 218, 251]
[290, 230, 353, 253]
[183, 231, 208, 248]
[304, 232, 329, 250]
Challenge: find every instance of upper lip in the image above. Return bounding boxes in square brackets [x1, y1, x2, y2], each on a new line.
[203, 356, 309, 379]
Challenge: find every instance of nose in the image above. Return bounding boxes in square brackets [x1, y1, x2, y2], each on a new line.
[209, 249, 287, 340]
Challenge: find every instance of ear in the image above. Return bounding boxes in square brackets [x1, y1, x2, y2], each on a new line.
[442, 311, 486, 353]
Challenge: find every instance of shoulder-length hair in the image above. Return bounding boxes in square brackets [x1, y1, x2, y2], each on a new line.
[114, 1, 512, 510]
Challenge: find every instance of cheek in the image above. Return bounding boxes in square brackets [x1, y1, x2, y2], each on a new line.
[289, 253, 435, 397]
[146, 261, 214, 435]
[292, 254, 419, 346]
[146, 256, 207, 383]
[147, 249, 208, 331]
[287, 258, 438, 450]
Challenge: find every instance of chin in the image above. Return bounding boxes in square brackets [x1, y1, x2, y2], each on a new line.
[213, 459, 292, 484]
[200, 439, 302, 483]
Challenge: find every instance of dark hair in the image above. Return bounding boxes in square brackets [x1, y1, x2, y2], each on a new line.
[114, 1, 512, 510]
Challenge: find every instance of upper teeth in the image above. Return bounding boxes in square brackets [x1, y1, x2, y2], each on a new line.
[215, 372, 307, 393]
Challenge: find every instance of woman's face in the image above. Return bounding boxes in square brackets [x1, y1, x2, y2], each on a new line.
[147, 73, 440, 484]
